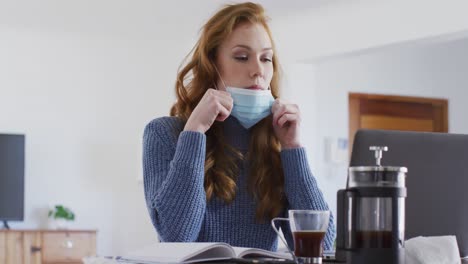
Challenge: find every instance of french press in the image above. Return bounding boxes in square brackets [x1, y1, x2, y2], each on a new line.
[336, 146, 407, 264]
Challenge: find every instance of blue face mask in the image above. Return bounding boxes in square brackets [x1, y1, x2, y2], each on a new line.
[226, 87, 275, 129]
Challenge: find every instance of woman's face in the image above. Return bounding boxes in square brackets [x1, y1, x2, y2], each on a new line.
[215, 22, 274, 91]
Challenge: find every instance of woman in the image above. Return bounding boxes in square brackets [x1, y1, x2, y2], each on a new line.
[143, 2, 336, 252]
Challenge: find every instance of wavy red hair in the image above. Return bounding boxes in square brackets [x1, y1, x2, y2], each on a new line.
[170, 2, 285, 221]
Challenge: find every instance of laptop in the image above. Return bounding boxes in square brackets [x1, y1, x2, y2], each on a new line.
[350, 129, 468, 257]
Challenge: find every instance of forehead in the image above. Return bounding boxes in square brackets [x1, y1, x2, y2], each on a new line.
[222, 22, 272, 49]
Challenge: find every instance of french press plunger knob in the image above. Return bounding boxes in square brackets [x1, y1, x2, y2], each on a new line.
[369, 146, 388, 166]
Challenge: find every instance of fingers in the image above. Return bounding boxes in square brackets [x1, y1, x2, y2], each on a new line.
[272, 99, 300, 127]
[277, 113, 300, 127]
[185, 89, 234, 133]
[216, 92, 234, 112]
[204, 89, 233, 121]
[205, 89, 232, 108]
[208, 88, 231, 98]
[271, 98, 281, 113]
[215, 103, 231, 121]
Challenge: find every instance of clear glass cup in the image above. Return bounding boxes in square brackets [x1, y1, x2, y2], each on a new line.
[272, 210, 330, 264]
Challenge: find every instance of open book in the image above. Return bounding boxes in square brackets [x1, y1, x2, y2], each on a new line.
[117, 242, 293, 263]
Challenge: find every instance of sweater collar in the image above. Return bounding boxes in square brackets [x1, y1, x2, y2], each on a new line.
[223, 116, 250, 151]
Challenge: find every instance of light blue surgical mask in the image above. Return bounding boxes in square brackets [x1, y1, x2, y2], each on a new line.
[226, 86, 275, 129]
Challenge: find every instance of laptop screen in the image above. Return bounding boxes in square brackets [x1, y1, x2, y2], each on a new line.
[350, 129, 468, 257]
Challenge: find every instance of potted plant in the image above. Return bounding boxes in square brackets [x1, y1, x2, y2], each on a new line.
[48, 205, 75, 229]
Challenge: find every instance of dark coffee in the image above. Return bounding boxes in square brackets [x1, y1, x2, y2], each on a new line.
[355, 231, 393, 248]
[292, 231, 325, 257]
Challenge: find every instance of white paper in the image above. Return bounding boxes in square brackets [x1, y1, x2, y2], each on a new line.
[406, 236, 461, 264]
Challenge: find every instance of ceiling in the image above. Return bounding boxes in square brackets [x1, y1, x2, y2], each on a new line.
[1, 0, 468, 62]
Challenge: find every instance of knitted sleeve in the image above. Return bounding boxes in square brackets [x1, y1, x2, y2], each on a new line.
[280, 147, 337, 251]
[142, 117, 207, 242]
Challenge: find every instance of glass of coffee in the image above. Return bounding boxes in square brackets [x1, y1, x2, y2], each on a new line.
[271, 210, 330, 264]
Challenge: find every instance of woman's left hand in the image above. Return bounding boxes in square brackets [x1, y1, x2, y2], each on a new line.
[271, 99, 302, 149]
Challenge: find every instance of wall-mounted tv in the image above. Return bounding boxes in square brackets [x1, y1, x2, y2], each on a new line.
[0, 134, 25, 229]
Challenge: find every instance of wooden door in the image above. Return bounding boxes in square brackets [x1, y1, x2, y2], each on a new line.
[349, 93, 448, 150]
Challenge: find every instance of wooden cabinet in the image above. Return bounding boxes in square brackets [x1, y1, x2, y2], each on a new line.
[0, 232, 4, 264]
[0, 230, 96, 264]
[23, 232, 41, 264]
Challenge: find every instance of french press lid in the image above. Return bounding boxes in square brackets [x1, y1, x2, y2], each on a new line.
[348, 146, 407, 188]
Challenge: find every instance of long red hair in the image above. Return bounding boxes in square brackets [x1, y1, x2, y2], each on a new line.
[170, 2, 285, 221]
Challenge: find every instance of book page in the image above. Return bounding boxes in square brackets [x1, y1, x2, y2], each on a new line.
[185, 246, 233, 263]
[233, 247, 293, 260]
[121, 242, 235, 263]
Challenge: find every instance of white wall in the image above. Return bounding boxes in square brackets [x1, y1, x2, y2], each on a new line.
[272, 0, 468, 62]
[0, 1, 208, 255]
[2, 0, 468, 256]
[0, 28, 158, 255]
[284, 37, 468, 218]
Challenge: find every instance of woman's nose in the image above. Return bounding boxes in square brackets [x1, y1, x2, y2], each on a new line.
[250, 58, 264, 79]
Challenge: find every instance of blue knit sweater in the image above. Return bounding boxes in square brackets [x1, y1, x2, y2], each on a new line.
[143, 116, 336, 252]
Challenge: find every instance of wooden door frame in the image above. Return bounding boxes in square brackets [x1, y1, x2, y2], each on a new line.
[349, 93, 449, 153]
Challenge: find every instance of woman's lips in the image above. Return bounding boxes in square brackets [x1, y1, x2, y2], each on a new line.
[247, 85, 263, 90]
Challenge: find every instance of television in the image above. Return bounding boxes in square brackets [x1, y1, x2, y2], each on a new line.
[0, 134, 25, 229]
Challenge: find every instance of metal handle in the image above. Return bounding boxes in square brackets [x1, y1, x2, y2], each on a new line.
[30, 246, 42, 253]
[337, 190, 357, 251]
[62, 239, 74, 249]
[271, 217, 296, 262]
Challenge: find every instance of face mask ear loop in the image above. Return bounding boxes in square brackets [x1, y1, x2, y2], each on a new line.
[213, 64, 228, 91]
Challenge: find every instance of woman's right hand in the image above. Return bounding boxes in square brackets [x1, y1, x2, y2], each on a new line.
[184, 88, 233, 133]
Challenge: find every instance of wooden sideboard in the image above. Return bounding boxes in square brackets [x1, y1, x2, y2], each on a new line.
[0, 230, 96, 264]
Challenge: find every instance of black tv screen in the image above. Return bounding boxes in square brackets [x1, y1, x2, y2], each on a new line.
[0, 134, 25, 222]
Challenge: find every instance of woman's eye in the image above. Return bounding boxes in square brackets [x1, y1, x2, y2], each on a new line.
[262, 57, 272, 62]
[234, 56, 248, 61]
